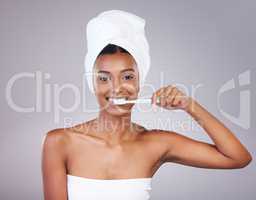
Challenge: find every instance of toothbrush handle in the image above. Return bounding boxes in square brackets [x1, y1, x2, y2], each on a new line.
[135, 98, 152, 104]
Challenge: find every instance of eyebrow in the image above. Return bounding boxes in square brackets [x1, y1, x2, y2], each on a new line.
[97, 70, 110, 74]
[97, 68, 135, 74]
[121, 68, 135, 73]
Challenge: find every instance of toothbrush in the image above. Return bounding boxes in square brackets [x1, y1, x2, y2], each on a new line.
[110, 97, 160, 105]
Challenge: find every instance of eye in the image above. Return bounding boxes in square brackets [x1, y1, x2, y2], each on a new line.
[97, 74, 111, 82]
[99, 76, 108, 81]
[123, 74, 134, 81]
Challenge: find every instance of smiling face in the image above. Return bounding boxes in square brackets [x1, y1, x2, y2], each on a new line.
[92, 51, 140, 116]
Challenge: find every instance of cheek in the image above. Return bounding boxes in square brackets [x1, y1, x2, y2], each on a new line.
[125, 74, 140, 93]
[94, 84, 110, 96]
[93, 78, 110, 95]
[122, 81, 139, 94]
[95, 85, 109, 96]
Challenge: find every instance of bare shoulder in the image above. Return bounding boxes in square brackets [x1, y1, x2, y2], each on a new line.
[141, 128, 178, 141]
[42, 119, 99, 146]
[44, 128, 70, 141]
[41, 128, 70, 199]
[136, 128, 177, 145]
[43, 118, 94, 142]
[135, 128, 182, 164]
[141, 129, 184, 155]
[147, 129, 193, 149]
[42, 128, 71, 154]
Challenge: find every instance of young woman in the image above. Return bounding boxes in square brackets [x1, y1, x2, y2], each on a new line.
[41, 11, 252, 200]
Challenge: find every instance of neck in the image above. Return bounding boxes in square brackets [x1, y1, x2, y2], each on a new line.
[94, 110, 136, 144]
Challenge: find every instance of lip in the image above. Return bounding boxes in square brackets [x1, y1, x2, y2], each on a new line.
[106, 96, 129, 101]
[105, 97, 131, 106]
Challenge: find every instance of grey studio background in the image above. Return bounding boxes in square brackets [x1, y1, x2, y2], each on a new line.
[0, 0, 255, 200]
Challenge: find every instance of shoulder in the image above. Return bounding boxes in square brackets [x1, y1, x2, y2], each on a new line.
[141, 129, 183, 151]
[41, 128, 71, 156]
[142, 128, 178, 141]
[42, 119, 97, 146]
[137, 129, 182, 163]
[43, 128, 69, 143]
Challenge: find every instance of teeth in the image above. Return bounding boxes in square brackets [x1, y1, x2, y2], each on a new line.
[107, 97, 128, 100]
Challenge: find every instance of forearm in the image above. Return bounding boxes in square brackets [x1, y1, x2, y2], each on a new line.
[186, 98, 252, 164]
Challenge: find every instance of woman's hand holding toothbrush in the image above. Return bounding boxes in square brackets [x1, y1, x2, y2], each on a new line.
[151, 85, 193, 111]
[110, 85, 193, 112]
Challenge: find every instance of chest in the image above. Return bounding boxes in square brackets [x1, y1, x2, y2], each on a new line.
[66, 136, 162, 178]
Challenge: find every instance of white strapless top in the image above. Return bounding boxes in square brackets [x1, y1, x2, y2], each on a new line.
[67, 174, 152, 200]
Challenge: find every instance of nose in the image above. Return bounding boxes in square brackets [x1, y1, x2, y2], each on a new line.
[111, 77, 122, 93]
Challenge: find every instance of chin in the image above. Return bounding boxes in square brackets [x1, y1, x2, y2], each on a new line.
[104, 105, 132, 116]
[97, 95, 134, 115]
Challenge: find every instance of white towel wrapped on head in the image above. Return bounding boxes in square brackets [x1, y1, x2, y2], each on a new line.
[84, 10, 151, 94]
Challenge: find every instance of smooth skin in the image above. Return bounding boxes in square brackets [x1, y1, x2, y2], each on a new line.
[41, 51, 252, 200]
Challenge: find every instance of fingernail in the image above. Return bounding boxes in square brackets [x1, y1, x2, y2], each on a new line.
[156, 97, 160, 104]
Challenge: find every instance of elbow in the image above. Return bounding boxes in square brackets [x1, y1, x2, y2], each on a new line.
[234, 154, 253, 169]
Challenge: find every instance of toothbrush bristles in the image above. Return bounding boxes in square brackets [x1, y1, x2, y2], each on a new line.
[108, 97, 128, 105]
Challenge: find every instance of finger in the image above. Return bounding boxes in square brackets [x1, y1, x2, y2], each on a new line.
[167, 87, 178, 106]
[173, 91, 183, 106]
[164, 86, 174, 107]
[152, 87, 164, 105]
[156, 87, 166, 106]
[165, 85, 176, 99]
[165, 85, 176, 95]
[159, 87, 168, 107]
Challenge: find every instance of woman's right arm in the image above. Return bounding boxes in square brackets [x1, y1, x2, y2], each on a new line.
[41, 129, 68, 200]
